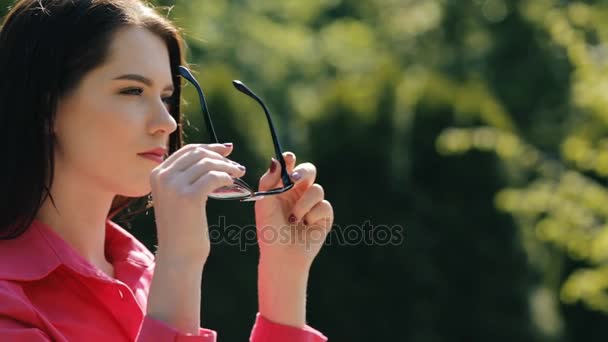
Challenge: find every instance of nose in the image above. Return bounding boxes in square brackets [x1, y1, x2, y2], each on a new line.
[149, 99, 178, 136]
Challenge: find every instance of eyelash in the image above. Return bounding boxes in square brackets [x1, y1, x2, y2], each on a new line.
[120, 87, 173, 104]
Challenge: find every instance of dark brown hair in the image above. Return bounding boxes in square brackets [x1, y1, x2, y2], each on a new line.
[0, 0, 186, 238]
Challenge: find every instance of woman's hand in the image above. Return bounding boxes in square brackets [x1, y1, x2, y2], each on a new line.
[149, 143, 246, 264]
[254, 152, 334, 327]
[255, 152, 334, 269]
[146, 143, 245, 334]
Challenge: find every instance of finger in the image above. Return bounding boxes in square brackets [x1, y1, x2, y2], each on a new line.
[290, 162, 317, 189]
[189, 170, 236, 197]
[289, 184, 324, 223]
[283, 152, 296, 174]
[258, 158, 281, 191]
[182, 158, 246, 185]
[302, 200, 334, 228]
[171, 145, 242, 172]
[163, 143, 234, 166]
[258, 152, 297, 191]
[202, 142, 234, 157]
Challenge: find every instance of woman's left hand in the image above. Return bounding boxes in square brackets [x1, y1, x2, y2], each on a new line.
[255, 152, 334, 270]
[254, 152, 334, 327]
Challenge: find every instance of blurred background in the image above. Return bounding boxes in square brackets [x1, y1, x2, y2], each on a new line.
[6, 0, 608, 340]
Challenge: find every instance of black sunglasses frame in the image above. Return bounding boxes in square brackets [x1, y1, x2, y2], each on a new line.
[177, 66, 294, 201]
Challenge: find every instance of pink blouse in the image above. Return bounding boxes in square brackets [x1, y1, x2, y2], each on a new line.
[0, 219, 327, 341]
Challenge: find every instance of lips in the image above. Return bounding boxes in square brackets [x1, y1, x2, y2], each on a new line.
[138, 147, 167, 163]
[138, 147, 166, 156]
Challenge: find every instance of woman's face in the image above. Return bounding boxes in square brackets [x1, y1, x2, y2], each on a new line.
[53, 26, 177, 197]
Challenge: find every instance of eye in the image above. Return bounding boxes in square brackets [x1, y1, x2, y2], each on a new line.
[161, 95, 172, 104]
[162, 94, 174, 112]
[120, 87, 173, 109]
[120, 87, 143, 96]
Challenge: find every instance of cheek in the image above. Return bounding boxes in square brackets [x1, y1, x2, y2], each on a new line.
[55, 101, 152, 196]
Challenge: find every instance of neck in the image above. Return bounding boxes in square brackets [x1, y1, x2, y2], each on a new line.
[35, 165, 115, 272]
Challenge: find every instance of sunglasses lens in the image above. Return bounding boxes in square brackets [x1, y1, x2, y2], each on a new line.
[209, 178, 253, 200]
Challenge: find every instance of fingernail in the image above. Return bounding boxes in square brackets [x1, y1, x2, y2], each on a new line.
[238, 165, 246, 172]
[288, 214, 297, 224]
[291, 172, 302, 181]
[224, 142, 233, 147]
[269, 158, 277, 173]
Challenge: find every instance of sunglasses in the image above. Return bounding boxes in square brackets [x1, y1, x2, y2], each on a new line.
[177, 66, 294, 202]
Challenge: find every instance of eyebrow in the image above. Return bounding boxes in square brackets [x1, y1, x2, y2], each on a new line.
[113, 74, 175, 93]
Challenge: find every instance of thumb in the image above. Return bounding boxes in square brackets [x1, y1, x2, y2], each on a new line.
[258, 158, 281, 191]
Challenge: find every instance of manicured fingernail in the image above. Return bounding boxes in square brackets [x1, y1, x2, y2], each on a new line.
[224, 142, 233, 147]
[238, 165, 246, 171]
[288, 214, 297, 224]
[291, 172, 302, 181]
[269, 158, 277, 173]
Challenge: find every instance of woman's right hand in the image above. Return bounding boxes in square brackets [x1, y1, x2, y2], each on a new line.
[149, 143, 246, 265]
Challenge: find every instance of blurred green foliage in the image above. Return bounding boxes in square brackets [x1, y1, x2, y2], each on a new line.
[6, 0, 608, 340]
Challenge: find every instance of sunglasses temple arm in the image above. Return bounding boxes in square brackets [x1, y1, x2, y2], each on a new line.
[253, 183, 295, 197]
[178, 66, 219, 143]
[198, 85, 219, 144]
[233, 81, 292, 186]
[258, 101, 293, 186]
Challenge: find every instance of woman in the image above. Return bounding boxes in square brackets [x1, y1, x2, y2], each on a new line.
[0, 0, 334, 341]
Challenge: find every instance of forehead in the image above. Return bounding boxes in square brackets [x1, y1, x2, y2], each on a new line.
[101, 26, 173, 83]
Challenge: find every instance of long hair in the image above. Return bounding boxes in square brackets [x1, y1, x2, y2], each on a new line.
[0, 0, 186, 238]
